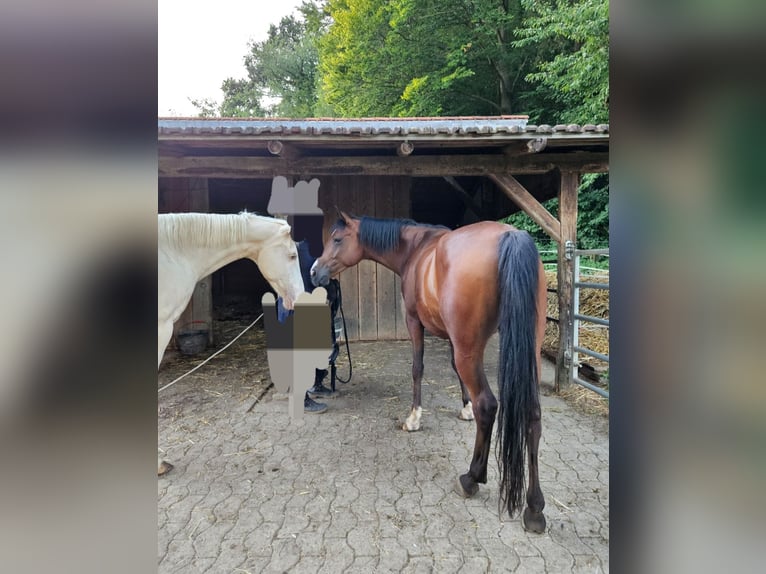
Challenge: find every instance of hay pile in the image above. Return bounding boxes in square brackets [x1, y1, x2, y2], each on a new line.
[542, 269, 609, 416]
[543, 270, 609, 372]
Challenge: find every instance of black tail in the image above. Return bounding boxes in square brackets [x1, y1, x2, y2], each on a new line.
[496, 230, 541, 517]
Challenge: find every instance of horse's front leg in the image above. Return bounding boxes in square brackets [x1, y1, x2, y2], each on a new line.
[403, 314, 425, 431]
[158, 319, 173, 369]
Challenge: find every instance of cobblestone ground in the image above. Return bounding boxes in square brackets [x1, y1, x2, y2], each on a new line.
[159, 331, 609, 573]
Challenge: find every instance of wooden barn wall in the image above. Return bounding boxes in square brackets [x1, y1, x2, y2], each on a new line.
[158, 177, 213, 345]
[318, 176, 411, 341]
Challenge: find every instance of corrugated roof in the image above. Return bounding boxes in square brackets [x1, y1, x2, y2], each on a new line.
[158, 117, 608, 138]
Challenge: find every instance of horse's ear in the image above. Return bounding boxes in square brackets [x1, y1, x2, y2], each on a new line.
[336, 208, 352, 224]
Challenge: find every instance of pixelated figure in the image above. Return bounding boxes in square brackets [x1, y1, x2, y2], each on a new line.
[278, 242, 341, 405]
[263, 176, 339, 418]
[268, 176, 323, 215]
[262, 288, 332, 420]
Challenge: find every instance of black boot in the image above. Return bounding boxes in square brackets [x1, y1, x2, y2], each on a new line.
[304, 393, 327, 414]
[308, 369, 334, 397]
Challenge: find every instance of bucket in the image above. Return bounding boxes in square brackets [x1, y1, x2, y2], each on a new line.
[177, 321, 209, 356]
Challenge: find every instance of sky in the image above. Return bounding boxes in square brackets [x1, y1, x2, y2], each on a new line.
[158, 0, 305, 117]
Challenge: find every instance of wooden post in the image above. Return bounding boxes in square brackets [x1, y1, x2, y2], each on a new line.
[176, 178, 213, 344]
[556, 171, 579, 392]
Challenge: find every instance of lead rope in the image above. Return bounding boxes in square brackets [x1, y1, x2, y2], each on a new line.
[334, 281, 353, 384]
[158, 313, 263, 394]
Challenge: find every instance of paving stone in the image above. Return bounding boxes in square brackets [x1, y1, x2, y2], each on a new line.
[347, 520, 380, 556]
[317, 537, 354, 573]
[158, 338, 609, 573]
[377, 537, 409, 572]
[514, 556, 546, 573]
[458, 556, 490, 573]
[402, 555, 436, 573]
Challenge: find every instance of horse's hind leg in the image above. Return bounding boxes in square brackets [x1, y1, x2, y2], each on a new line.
[522, 406, 546, 532]
[449, 342, 474, 421]
[453, 350, 497, 497]
[403, 314, 425, 431]
[523, 283, 547, 532]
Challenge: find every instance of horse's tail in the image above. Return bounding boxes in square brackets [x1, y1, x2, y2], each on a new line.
[496, 230, 541, 517]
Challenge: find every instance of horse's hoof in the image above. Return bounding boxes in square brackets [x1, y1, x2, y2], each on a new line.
[158, 461, 174, 476]
[455, 473, 479, 498]
[522, 507, 546, 533]
[402, 406, 422, 431]
[458, 402, 474, 421]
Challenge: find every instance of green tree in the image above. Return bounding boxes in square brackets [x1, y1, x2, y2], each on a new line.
[198, 0, 610, 246]
[193, 1, 329, 117]
[501, 173, 609, 250]
[318, 0, 538, 117]
[513, 0, 609, 123]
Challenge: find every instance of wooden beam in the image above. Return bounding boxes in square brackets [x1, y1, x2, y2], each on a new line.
[158, 152, 607, 178]
[502, 138, 548, 156]
[443, 176, 484, 219]
[556, 170, 579, 392]
[266, 140, 302, 160]
[527, 138, 547, 153]
[396, 141, 414, 157]
[490, 173, 561, 243]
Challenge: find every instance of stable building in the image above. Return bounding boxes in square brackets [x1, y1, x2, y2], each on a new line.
[158, 116, 609, 389]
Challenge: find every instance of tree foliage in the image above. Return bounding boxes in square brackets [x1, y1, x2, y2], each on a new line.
[501, 173, 609, 250]
[513, 0, 609, 123]
[194, 1, 329, 117]
[194, 0, 609, 246]
[196, 0, 609, 123]
[318, 0, 538, 117]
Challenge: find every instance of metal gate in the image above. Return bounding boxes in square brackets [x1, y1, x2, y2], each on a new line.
[568, 243, 609, 398]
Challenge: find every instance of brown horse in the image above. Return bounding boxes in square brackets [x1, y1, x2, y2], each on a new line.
[310, 212, 547, 531]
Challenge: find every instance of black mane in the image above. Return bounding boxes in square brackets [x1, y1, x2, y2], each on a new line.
[332, 216, 447, 253]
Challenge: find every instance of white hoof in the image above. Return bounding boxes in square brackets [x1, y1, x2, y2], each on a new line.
[402, 406, 422, 431]
[458, 401, 474, 421]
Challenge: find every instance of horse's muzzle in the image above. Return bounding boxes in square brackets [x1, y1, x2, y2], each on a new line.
[310, 261, 330, 287]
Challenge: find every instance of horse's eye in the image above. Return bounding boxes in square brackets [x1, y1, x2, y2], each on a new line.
[333, 237, 342, 244]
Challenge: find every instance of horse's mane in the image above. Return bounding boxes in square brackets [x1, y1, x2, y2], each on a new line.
[158, 211, 279, 250]
[333, 216, 448, 253]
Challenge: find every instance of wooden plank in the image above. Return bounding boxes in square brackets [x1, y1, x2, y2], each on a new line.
[375, 178, 397, 339]
[173, 178, 213, 346]
[443, 176, 484, 218]
[158, 177, 191, 213]
[318, 175, 338, 244]
[556, 170, 579, 392]
[490, 173, 561, 243]
[393, 177, 411, 340]
[334, 179, 359, 341]
[357, 178, 378, 340]
[159, 152, 608, 179]
[188, 178, 213, 343]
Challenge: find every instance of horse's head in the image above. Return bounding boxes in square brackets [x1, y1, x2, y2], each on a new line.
[255, 220, 304, 310]
[311, 210, 363, 287]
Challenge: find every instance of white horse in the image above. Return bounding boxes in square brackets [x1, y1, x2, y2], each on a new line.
[158, 211, 305, 474]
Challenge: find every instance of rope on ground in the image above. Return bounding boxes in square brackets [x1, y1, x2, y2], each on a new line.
[158, 313, 263, 394]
